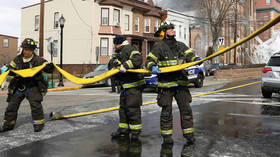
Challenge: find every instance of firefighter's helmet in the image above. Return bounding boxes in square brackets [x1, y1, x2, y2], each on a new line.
[21, 38, 38, 50]
[154, 21, 174, 39]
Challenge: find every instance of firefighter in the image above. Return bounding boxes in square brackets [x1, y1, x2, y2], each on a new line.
[0, 38, 54, 133]
[145, 21, 201, 145]
[111, 35, 145, 141]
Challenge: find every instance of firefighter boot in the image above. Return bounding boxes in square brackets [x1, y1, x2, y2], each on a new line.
[34, 124, 44, 132]
[184, 133, 195, 145]
[0, 120, 15, 133]
[111, 128, 129, 138]
[130, 130, 141, 141]
[162, 135, 174, 144]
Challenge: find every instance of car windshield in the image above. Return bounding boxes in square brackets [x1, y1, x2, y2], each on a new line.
[94, 64, 107, 72]
[268, 57, 280, 66]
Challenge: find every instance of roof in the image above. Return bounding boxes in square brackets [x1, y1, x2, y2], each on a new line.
[0, 34, 18, 39]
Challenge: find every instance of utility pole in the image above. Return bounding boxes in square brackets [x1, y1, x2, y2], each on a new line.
[39, 0, 44, 57]
[233, 0, 238, 64]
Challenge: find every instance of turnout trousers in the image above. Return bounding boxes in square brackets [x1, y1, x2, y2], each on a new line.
[3, 86, 45, 127]
[118, 87, 142, 134]
[157, 85, 194, 137]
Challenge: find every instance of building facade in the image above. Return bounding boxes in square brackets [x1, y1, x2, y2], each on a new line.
[0, 34, 18, 65]
[21, 0, 161, 74]
[256, 0, 280, 42]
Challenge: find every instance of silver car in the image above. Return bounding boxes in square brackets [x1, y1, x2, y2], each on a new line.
[261, 53, 280, 98]
[83, 63, 111, 87]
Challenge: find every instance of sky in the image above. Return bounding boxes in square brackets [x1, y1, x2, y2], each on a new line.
[0, 0, 39, 38]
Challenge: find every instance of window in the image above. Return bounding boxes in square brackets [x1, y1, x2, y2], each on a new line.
[100, 38, 109, 56]
[145, 18, 150, 33]
[35, 15, 39, 31]
[179, 25, 182, 38]
[154, 20, 159, 32]
[125, 15, 129, 31]
[113, 9, 120, 26]
[135, 17, 139, 32]
[266, 0, 270, 4]
[2, 39, 8, 48]
[53, 40, 58, 57]
[54, 12, 59, 29]
[184, 28, 187, 40]
[101, 8, 109, 26]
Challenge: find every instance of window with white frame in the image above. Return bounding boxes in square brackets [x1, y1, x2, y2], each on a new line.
[113, 9, 120, 26]
[154, 20, 159, 32]
[184, 28, 187, 40]
[145, 18, 150, 33]
[3, 39, 8, 48]
[54, 12, 59, 29]
[100, 38, 109, 56]
[135, 17, 139, 32]
[101, 8, 109, 26]
[125, 15, 129, 31]
[179, 25, 182, 38]
[266, 0, 270, 4]
[35, 15, 39, 31]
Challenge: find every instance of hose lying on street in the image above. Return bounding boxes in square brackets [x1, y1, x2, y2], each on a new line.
[1, 14, 280, 85]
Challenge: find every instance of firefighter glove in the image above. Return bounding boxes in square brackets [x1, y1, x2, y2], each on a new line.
[119, 65, 127, 73]
[151, 66, 161, 74]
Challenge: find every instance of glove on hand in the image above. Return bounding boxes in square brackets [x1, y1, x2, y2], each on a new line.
[151, 66, 161, 74]
[119, 65, 127, 73]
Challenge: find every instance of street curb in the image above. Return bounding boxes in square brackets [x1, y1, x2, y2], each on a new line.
[47, 86, 81, 92]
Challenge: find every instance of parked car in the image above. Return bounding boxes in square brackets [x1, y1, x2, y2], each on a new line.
[83, 63, 111, 87]
[261, 52, 280, 98]
[204, 60, 211, 76]
[144, 64, 205, 90]
[209, 63, 220, 75]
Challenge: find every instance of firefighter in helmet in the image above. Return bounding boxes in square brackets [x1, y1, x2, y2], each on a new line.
[145, 21, 202, 145]
[0, 38, 54, 133]
[111, 35, 145, 141]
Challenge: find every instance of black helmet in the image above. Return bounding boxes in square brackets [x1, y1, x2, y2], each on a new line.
[154, 21, 174, 39]
[21, 38, 38, 50]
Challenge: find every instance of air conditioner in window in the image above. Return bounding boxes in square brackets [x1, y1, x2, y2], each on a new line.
[115, 22, 120, 27]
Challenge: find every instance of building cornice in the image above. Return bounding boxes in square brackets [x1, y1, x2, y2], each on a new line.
[0, 34, 18, 39]
[256, 7, 280, 13]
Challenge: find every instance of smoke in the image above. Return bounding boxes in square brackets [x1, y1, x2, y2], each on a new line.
[154, 0, 202, 12]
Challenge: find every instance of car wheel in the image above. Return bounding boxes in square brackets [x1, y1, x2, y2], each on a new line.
[261, 87, 272, 98]
[105, 78, 111, 87]
[194, 73, 204, 88]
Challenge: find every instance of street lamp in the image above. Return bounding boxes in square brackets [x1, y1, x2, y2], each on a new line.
[58, 15, 65, 87]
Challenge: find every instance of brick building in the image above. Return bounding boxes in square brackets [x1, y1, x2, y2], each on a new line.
[0, 34, 18, 66]
[256, 0, 280, 42]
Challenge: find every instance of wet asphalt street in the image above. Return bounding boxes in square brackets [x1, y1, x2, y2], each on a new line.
[0, 79, 280, 157]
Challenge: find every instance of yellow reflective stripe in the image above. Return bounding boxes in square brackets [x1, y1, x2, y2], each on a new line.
[119, 123, 129, 129]
[183, 128, 194, 134]
[115, 59, 121, 65]
[148, 52, 159, 63]
[178, 80, 188, 86]
[158, 81, 178, 88]
[161, 130, 173, 135]
[158, 60, 178, 67]
[9, 61, 16, 68]
[147, 62, 156, 69]
[125, 60, 134, 68]
[122, 79, 145, 89]
[129, 51, 140, 59]
[191, 56, 196, 62]
[33, 119, 45, 125]
[184, 49, 192, 55]
[129, 124, 142, 130]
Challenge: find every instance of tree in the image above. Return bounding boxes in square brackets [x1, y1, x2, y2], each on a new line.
[200, 0, 239, 57]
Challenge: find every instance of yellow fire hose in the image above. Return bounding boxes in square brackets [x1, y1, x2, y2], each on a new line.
[49, 81, 261, 120]
[0, 14, 280, 86]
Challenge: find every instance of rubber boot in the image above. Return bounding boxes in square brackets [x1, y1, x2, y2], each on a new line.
[160, 141, 173, 157]
[0, 124, 14, 133]
[111, 128, 129, 138]
[184, 133, 195, 145]
[34, 124, 44, 132]
[162, 135, 174, 144]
